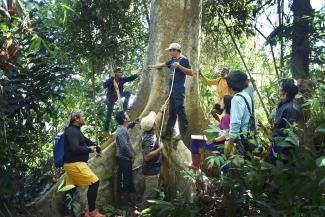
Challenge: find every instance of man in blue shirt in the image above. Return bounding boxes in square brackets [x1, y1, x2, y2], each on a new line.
[225, 71, 255, 157]
[148, 43, 193, 140]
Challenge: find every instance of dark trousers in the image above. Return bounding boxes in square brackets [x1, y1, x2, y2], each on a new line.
[104, 91, 131, 131]
[165, 93, 188, 136]
[116, 157, 134, 193]
[116, 157, 134, 206]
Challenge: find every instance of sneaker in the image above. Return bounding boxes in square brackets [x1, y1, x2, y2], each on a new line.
[174, 134, 183, 141]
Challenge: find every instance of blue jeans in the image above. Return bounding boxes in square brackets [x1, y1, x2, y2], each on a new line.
[189, 139, 225, 154]
[104, 91, 131, 131]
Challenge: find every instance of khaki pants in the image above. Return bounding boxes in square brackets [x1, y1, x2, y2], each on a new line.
[142, 174, 159, 208]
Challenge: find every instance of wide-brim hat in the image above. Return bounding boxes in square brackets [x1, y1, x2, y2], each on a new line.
[140, 111, 157, 131]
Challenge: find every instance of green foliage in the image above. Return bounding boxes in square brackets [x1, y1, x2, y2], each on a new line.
[102, 204, 126, 217]
[148, 130, 324, 216]
[203, 123, 222, 141]
[57, 180, 76, 192]
[140, 192, 199, 217]
[57, 180, 80, 216]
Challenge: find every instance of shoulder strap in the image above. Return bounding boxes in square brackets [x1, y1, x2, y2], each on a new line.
[236, 93, 254, 117]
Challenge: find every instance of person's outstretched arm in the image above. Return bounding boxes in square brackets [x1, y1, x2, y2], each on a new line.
[123, 69, 143, 83]
[199, 70, 220, 86]
[148, 63, 167, 69]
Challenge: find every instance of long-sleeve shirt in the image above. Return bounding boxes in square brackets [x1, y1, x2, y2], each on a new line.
[64, 124, 95, 163]
[103, 74, 138, 102]
[115, 125, 134, 161]
[272, 99, 300, 137]
[229, 91, 254, 139]
[201, 74, 229, 102]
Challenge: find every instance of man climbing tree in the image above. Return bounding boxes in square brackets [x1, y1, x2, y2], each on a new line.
[148, 43, 193, 141]
[103, 67, 142, 137]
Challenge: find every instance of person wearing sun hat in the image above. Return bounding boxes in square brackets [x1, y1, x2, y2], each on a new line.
[139, 104, 166, 209]
[148, 43, 192, 141]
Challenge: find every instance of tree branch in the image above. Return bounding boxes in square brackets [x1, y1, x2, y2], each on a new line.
[216, 8, 270, 121]
[254, 26, 280, 81]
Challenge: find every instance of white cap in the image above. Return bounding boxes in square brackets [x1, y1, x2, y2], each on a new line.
[165, 43, 182, 51]
[140, 111, 157, 131]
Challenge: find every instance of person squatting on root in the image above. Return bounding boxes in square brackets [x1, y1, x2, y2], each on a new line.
[186, 95, 233, 172]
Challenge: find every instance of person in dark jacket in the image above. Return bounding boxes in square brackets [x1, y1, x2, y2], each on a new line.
[103, 67, 142, 137]
[63, 110, 104, 217]
[268, 79, 301, 165]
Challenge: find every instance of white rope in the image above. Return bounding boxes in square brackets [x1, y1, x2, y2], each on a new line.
[158, 67, 176, 145]
[113, 80, 124, 111]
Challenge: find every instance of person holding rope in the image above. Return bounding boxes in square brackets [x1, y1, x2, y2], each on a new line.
[148, 43, 192, 141]
[103, 67, 142, 137]
[139, 104, 166, 209]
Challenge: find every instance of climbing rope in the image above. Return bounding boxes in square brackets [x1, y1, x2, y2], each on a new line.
[157, 67, 176, 145]
[113, 79, 124, 111]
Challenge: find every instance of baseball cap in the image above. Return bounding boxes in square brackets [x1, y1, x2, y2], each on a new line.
[140, 111, 157, 131]
[165, 43, 182, 51]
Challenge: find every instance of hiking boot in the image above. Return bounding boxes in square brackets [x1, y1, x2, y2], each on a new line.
[85, 208, 105, 217]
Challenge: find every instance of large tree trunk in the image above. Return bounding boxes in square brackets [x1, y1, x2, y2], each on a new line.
[30, 0, 207, 216]
[290, 0, 312, 79]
